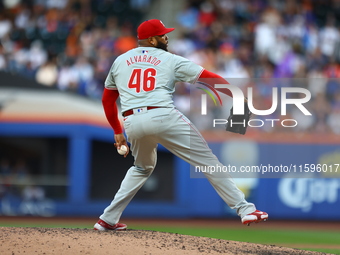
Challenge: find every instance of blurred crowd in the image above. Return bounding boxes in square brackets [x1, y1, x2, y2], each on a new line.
[0, 157, 45, 201]
[1, 0, 340, 133]
[171, 0, 340, 133]
[0, 0, 148, 98]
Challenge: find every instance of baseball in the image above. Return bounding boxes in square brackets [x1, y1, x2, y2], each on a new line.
[117, 145, 128, 155]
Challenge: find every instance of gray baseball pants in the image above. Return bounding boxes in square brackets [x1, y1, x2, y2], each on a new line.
[100, 107, 256, 225]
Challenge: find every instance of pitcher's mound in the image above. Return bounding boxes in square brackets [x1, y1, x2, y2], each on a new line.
[0, 227, 326, 255]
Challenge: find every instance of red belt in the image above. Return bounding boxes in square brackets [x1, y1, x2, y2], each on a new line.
[122, 106, 161, 117]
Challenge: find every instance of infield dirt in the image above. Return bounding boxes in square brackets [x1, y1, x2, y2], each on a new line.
[0, 227, 330, 255]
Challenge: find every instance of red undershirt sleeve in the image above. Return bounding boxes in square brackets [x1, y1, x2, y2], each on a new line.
[102, 88, 123, 134]
[198, 69, 233, 98]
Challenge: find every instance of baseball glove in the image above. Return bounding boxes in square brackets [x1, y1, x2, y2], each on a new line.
[226, 101, 251, 135]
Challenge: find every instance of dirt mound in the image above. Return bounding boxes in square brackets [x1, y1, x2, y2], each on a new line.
[0, 227, 328, 255]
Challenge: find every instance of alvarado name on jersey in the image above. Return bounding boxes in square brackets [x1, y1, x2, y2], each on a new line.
[126, 55, 161, 66]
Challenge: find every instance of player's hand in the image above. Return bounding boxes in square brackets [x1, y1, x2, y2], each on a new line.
[114, 133, 130, 157]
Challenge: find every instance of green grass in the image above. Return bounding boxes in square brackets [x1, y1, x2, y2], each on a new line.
[1, 222, 339, 254]
[301, 248, 340, 254]
[127, 225, 339, 244]
[128, 224, 340, 254]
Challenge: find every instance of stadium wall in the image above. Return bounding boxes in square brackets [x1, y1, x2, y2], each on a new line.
[1, 121, 339, 220]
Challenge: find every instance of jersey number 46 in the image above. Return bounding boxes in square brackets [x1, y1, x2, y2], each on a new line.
[128, 68, 157, 93]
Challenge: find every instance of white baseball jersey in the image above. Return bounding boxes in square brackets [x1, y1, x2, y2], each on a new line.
[99, 45, 257, 227]
[104, 47, 204, 112]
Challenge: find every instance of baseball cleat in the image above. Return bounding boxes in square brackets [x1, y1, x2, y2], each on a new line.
[94, 219, 127, 231]
[241, 210, 268, 226]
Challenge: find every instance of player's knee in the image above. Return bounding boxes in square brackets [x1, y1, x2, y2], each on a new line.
[135, 165, 154, 176]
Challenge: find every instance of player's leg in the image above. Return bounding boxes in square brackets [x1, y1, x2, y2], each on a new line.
[157, 109, 258, 219]
[101, 107, 179, 226]
[98, 116, 159, 227]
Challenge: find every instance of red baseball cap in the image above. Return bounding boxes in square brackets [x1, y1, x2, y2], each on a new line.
[137, 19, 175, 40]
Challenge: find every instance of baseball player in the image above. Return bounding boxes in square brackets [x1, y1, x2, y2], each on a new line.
[94, 19, 268, 231]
